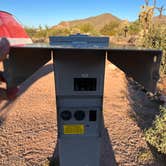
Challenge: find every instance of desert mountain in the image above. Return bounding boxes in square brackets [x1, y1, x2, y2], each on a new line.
[52, 13, 122, 30]
[52, 13, 166, 33]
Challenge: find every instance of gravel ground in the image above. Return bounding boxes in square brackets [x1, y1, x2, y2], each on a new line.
[0, 61, 162, 166]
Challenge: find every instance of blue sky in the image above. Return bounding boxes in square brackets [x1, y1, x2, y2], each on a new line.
[0, 0, 166, 27]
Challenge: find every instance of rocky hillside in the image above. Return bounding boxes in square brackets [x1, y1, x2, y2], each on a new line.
[52, 13, 122, 30]
[52, 13, 166, 31]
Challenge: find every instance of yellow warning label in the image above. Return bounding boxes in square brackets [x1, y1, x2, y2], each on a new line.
[63, 125, 84, 134]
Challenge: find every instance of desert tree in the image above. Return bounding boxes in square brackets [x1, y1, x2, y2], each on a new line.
[156, 5, 166, 18]
[144, 0, 156, 7]
[144, 0, 149, 6]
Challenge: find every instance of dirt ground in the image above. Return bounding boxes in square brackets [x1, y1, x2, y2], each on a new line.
[0, 61, 164, 166]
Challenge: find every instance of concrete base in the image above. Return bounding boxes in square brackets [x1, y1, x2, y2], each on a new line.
[58, 137, 101, 166]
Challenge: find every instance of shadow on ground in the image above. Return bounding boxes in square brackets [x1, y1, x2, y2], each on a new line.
[0, 63, 53, 126]
[127, 78, 166, 166]
[49, 128, 117, 166]
[127, 78, 160, 130]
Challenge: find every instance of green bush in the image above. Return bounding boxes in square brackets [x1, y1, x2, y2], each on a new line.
[77, 23, 94, 33]
[24, 26, 37, 37]
[100, 21, 120, 36]
[48, 28, 71, 36]
[145, 106, 166, 154]
[128, 21, 141, 35]
[74, 23, 99, 35]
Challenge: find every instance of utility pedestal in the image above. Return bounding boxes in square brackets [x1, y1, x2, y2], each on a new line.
[51, 34, 109, 166]
[3, 34, 162, 166]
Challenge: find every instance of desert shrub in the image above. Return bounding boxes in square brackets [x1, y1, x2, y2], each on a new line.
[24, 26, 37, 38]
[48, 28, 70, 36]
[25, 25, 72, 42]
[138, 4, 166, 75]
[128, 21, 141, 35]
[74, 23, 99, 35]
[78, 23, 94, 33]
[139, 25, 166, 75]
[25, 25, 49, 40]
[100, 21, 120, 36]
[145, 106, 166, 154]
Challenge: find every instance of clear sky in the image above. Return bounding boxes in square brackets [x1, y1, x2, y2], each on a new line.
[0, 0, 166, 27]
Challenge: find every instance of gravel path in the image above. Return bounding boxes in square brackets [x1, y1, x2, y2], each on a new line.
[0, 61, 161, 166]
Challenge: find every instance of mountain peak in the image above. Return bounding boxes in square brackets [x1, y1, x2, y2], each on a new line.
[53, 13, 121, 30]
